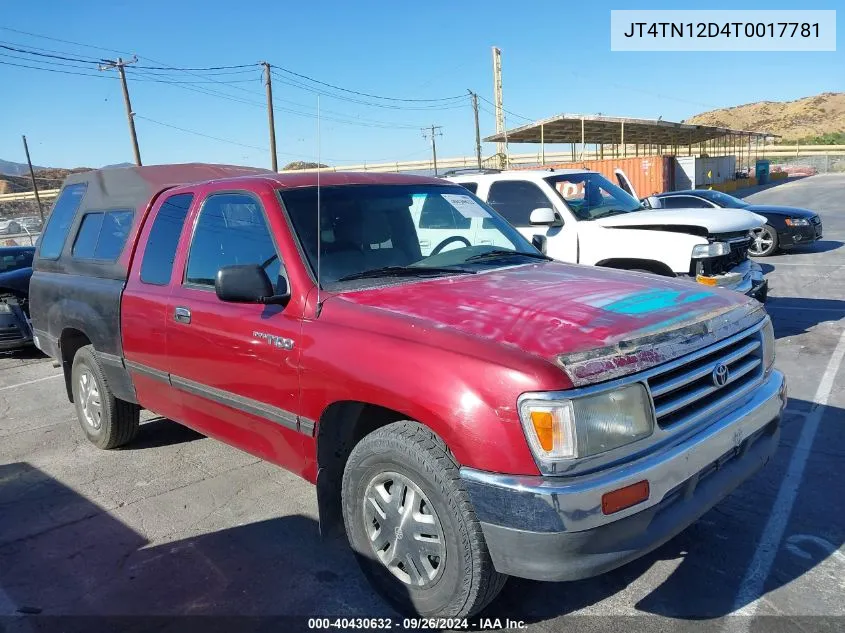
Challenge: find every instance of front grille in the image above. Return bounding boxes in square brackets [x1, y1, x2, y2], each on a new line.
[646, 325, 765, 429]
[694, 233, 751, 276]
[0, 325, 24, 342]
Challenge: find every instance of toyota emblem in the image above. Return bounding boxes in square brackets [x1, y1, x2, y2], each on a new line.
[712, 363, 730, 387]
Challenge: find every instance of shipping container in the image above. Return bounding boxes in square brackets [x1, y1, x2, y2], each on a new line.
[515, 156, 673, 198]
[675, 155, 736, 189]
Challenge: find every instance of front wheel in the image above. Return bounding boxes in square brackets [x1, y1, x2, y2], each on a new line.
[341, 421, 506, 617]
[749, 225, 778, 257]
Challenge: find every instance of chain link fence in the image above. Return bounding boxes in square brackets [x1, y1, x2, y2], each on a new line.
[769, 154, 845, 176]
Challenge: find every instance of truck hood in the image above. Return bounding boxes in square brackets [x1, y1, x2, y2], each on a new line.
[0, 267, 32, 296]
[334, 262, 765, 386]
[595, 208, 764, 234]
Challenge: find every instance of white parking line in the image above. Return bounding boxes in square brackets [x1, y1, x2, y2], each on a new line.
[733, 328, 845, 616]
[0, 374, 62, 392]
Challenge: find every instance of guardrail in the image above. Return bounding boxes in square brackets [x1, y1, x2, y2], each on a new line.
[0, 188, 60, 202]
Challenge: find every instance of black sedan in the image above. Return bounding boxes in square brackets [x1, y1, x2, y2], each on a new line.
[651, 189, 823, 257]
[0, 246, 35, 351]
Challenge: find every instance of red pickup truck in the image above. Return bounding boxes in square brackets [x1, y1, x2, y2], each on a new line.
[30, 164, 786, 618]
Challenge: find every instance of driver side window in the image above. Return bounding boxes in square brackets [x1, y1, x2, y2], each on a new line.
[662, 196, 712, 209]
[487, 180, 551, 227]
[185, 193, 283, 291]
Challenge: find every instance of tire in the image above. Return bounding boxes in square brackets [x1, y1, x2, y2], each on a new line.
[341, 421, 507, 618]
[749, 224, 778, 257]
[71, 345, 139, 449]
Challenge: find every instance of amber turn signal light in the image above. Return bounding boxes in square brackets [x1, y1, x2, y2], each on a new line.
[696, 275, 719, 286]
[601, 480, 650, 515]
[529, 410, 555, 452]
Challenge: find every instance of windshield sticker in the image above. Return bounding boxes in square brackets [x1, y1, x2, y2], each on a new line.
[440, 194, 491, 218]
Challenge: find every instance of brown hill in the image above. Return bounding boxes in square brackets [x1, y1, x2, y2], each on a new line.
[0, 167, 89, 195]
[686, 92, 845, 142]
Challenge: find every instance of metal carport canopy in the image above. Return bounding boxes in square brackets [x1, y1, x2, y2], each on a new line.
[483, 113, 778, 145]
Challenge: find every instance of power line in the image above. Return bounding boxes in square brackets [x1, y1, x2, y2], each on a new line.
[0, 50, 105, 71]
[0, 25, 130, 56]
[271, 70, 469, 111]
[136, 115, 431, 164]
[129, 67, 424, 129]
[271, 65, 466, 102]
[476, 93, 533, 122]
[0, 43, 100, 64]
[134, 62, 259, 71]
[0, 58, 112, 79]
[135, 115, 269, 152]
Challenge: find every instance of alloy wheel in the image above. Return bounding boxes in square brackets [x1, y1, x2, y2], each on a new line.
[750, 227, 775, 256]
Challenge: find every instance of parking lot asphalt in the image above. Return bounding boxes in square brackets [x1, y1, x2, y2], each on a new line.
[1, 174, 844, 632]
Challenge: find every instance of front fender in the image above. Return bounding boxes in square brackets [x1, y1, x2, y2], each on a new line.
[297, 316, 568, 478]
[578, 225, 703, 274]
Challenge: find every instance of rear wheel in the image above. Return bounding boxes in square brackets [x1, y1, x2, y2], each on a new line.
[341, 421, 506, 617]
[749, 225, 778, 257]
[71, 345, 139, 449]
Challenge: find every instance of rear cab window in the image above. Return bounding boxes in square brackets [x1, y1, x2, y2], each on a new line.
[38, 183, 87, 259]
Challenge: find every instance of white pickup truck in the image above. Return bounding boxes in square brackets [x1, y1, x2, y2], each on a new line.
[443, 169, 768, 301]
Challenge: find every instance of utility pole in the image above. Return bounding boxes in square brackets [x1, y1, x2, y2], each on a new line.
[422, 125, 443, 176]
[99, 56, 141, 166]
[21, 135, 44, 224]
[491, 47, 507, 168]
[468, 90, 482, 169]
[262, 61, 278, 172]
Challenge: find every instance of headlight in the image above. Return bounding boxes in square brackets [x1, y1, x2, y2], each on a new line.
[784, 218, 810, 227]
[0, 302, 10, 313]
[762, 317, 775, 370]
[691, 242, 730, 258]
[519, 383, 654, 464]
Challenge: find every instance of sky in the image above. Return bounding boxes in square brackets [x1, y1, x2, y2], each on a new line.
[1, 0, 843, 170]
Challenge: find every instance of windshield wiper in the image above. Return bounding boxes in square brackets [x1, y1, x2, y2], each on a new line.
[336, 265, 476, 282]
[463, 249, 552, 262]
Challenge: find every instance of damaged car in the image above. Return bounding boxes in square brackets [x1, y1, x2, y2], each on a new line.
[0, 246, 35, 350]
[447, 169, 768, 301]
[648, 189, 823, 257]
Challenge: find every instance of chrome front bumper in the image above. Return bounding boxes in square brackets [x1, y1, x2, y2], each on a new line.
[709, 259, 765, 296]
[461, 369, 786, 581]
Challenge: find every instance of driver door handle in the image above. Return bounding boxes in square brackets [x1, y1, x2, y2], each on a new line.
[174, 307, 191, 324]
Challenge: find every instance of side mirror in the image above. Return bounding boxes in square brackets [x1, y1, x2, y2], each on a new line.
[531, 234, 548, 254]
[215, 264, 290, 305]
[645, 196, 663, 209]
[529, 207, 562, 227]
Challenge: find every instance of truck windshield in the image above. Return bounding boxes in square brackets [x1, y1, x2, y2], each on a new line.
[279, 184, 541, 287]
[0, 248, 34, 273]
[545, 173, 643, 220]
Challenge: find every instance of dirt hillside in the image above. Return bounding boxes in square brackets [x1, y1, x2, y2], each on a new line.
[687, 92, 845, 142]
